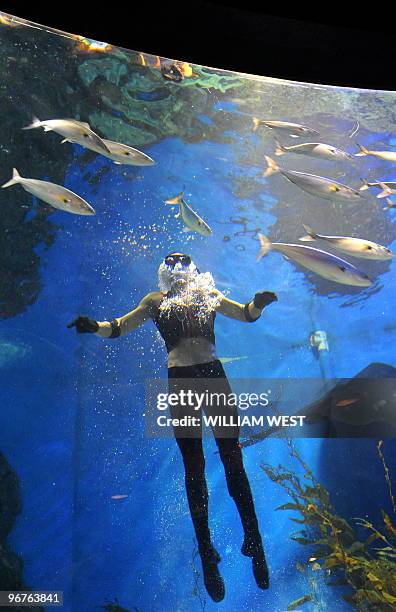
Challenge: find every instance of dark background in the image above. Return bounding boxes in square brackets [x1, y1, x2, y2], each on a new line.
[2, 1, 394, 90]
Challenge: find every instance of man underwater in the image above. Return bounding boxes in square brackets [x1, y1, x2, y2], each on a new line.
[68, 252, 277, 602]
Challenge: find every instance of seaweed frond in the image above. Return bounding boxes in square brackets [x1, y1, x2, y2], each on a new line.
[263, 440, 396, 610]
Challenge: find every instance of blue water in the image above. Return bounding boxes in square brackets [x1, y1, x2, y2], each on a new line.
[1, 13, 396, 612]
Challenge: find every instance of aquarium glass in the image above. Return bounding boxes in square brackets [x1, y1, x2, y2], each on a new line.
[0, 11, 395, 612]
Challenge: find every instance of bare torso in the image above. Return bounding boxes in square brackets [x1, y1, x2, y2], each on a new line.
[167, 337, 218, 368]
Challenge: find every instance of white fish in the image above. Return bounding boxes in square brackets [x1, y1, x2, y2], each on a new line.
[23, 117, 110, 154]
[264, 156, 364, 202]
[253, 118, 319, 138]
[85, 138, 155, 166]
[2, 168, 95, 215]
[359, 179, 396, 198]
[275, 140, 352, 161]
[165, 192, 212, 236]
[257, 234, 371, 287]
[299, 224, 394, 261]
[355, 144, 396, 163]
[53, 127, 155, 166]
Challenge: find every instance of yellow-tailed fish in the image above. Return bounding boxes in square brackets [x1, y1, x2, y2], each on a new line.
[2, 168, 95, 215]
[264, 156, 364, 202]
[359, 179, 396, 198]
[165, 192, 212, 237]
[23, 117, 110, 154]
[253, 118, 319, 137]
[257, 234, 371, 287]
[355, 144, 396, 163]
[299, 224, 394, 260]
[275, 139, 352, 161]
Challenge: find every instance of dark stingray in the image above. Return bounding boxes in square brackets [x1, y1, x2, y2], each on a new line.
[241, 362, 396, 445]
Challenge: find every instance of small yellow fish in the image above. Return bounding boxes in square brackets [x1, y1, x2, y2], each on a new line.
[335, 398, 359, 408]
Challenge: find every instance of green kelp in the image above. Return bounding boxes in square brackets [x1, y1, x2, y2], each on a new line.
[286, 594, 313, 610]
[262, 440, 396, 610]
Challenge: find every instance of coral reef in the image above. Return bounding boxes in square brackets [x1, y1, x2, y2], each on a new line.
[263, 440, 396, 609]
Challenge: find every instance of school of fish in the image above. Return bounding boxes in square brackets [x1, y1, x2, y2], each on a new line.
[252, 116, 395, 286]
[1, 86, 395, 289]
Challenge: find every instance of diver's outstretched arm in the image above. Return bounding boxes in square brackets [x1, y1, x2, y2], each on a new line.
[216, 291, 277, 322]
[67, 292, 162, 338]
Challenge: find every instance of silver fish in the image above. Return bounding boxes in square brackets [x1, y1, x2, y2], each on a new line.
[83, 138, 155, 166]
[355, 144, 396, 163]
[253, 118, 319, 138]
[264, 156, 364, 202]
[164, 192, 212, 236]
[2, 168, 95, 215]
[275, 140, 352, 161]
[257, 234, 371, 287]
[23, 117, 110, 154]
[359, 180, 396, 199]
[299, 224, 394, 260]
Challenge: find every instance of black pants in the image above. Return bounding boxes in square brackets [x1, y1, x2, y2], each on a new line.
[168, 360, 262, 552]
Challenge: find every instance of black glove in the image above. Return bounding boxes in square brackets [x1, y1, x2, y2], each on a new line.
[253, 291, 278, 310]
[67, 315, 99, 334]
